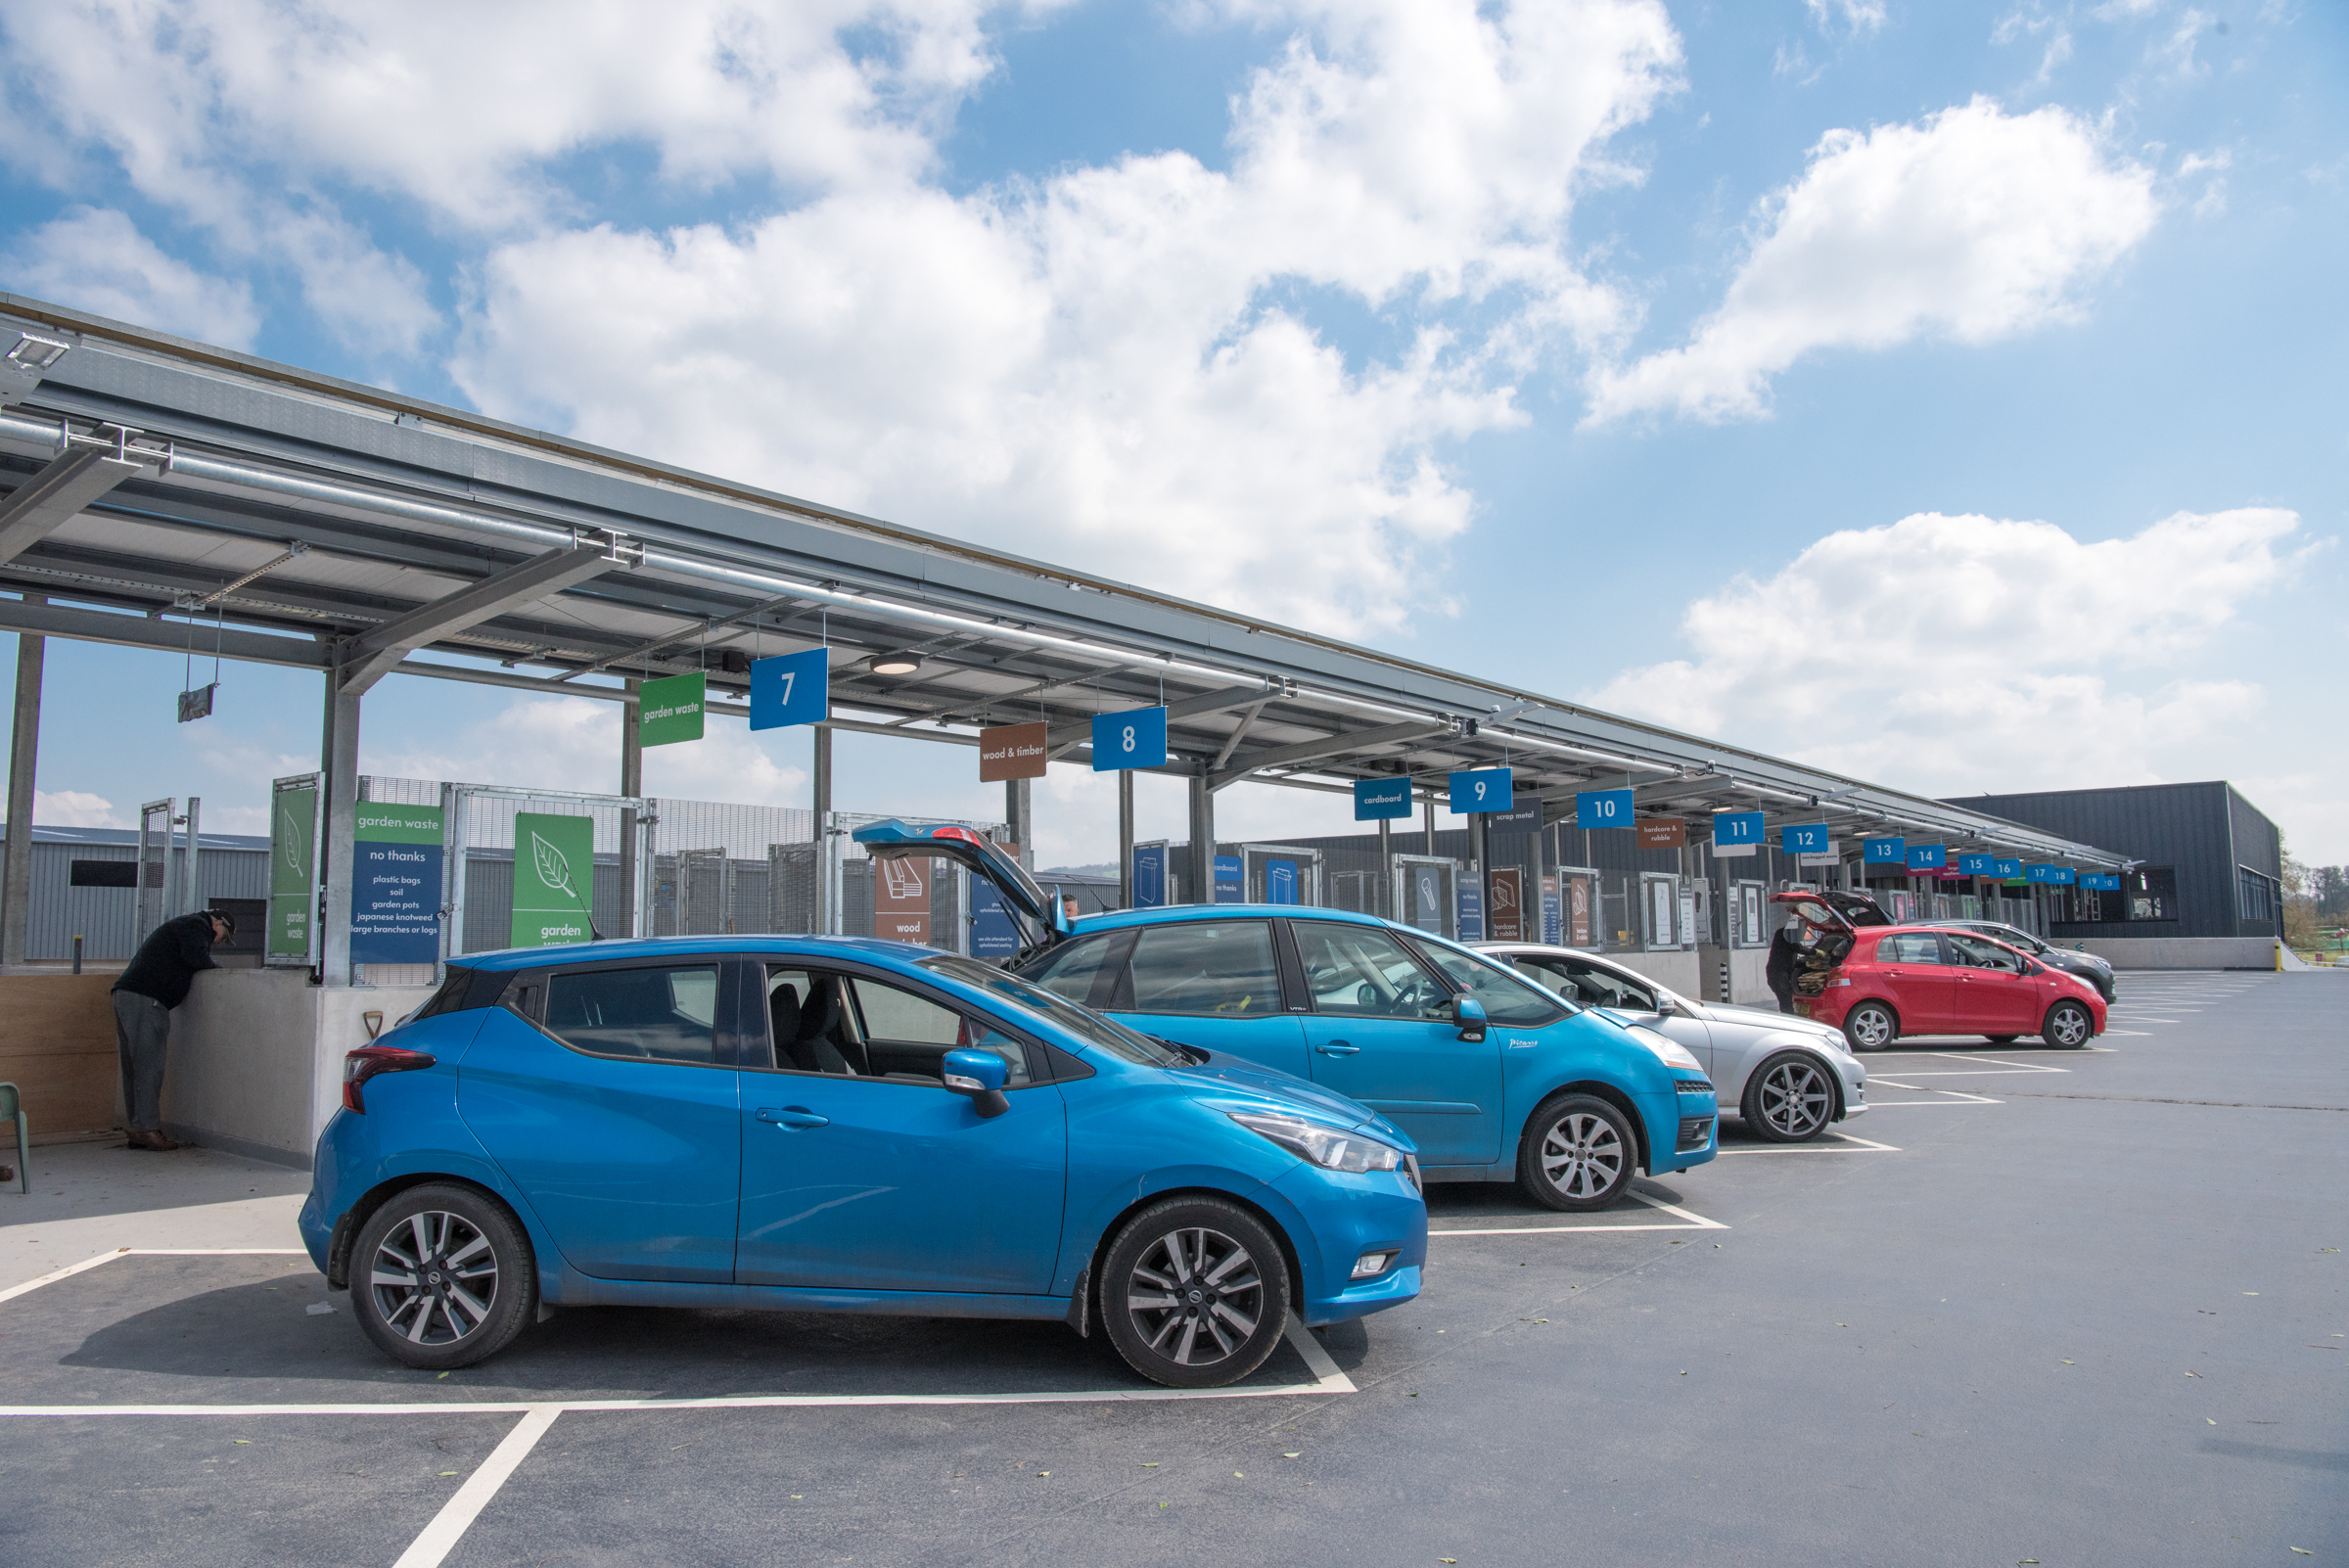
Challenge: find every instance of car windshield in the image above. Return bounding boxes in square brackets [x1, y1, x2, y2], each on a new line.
[918, 954, 1184, 1066]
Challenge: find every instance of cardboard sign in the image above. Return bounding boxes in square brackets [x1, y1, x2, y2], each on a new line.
[1488, 867, 1525, 941]
[979, 721, 1049, 782]
[1637, 817, 1686, 850]
[1354, 778, 1413, 820]
[875, 853, 933, 945]
[1132, 842, 1168, 907]
[1213, 854, 1244, 903]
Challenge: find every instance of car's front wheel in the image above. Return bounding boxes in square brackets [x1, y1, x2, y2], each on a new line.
[1741, 1051, 1836, 1142]
[350, 1182, 536, 1370]
[1099, 1198, 1289, 1389]
[1843, 1001, 1899, 1052]
[2042, 999, 2094, 1049]
[1517, 1094, 1637, 1212]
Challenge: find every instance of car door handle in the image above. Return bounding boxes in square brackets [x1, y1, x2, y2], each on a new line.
[757, 1106, 829, 1129]
[1315, 1041, 1359, 1055]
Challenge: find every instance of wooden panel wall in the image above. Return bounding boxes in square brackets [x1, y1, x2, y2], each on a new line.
[0, 975, 121, 1138]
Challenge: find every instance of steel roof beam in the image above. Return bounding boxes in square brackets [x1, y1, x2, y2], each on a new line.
[338, 543, 619, 696]
[0, 448, 145, 566]
[1211, 717, 1458, 793]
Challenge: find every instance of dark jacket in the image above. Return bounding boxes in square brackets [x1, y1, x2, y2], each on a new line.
[1765, 927, 1804, 992]
[113, 912, 219, 1008]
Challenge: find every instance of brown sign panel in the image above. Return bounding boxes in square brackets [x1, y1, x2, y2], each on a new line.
[1638, 817, 1687, 850]
[1488, 867, 1525, 942]
[1567, 874, 1592, 947]
[875, 853, 932, 945]
[979, 722, 1050, 782]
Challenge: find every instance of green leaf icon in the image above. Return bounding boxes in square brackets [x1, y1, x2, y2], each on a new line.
[279, 802, 306, 873]
[530, 829, 577, 903]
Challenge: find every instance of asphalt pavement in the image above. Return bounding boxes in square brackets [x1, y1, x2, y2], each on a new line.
[2, 969, 2341, 1567]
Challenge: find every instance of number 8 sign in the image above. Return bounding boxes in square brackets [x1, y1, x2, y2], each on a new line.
[1091, 706, 1169, 771]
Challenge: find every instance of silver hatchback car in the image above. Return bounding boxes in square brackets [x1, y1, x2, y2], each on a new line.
[1478, 944, 1867, 1143]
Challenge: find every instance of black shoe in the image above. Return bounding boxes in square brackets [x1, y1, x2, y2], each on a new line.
[125, 1130, 183, 1152]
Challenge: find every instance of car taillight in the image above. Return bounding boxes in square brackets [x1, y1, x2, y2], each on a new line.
[343, 1045, 437, 1114]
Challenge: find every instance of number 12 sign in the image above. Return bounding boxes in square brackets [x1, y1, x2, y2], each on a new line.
[1781, 822, 1831, 854]
[1091, 706, 1169, 771]
[1449, 767, 1513, 814]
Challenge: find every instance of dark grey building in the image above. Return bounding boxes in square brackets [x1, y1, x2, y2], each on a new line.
[1939, 782, 2283, 943]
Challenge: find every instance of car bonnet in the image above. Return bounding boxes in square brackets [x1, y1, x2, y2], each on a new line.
[1170, 1055, 1415, 1150]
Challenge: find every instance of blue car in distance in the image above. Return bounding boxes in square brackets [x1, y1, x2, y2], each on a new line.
[859, 822, 1719, 1214]
[301, 934, 1426, 1388]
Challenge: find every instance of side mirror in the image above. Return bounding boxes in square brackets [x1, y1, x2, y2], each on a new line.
[942, 1047, 1010, 1119]
[1453, 995, 1489, 1042]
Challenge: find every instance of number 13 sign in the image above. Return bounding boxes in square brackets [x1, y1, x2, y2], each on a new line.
[1091, 706, 1169, 770]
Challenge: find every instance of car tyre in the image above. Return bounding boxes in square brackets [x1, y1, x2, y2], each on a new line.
[1843, 1000, 1899, 1053]
[2042, 999, 2094, 1049]
[1741, 1051, 1836, 1142]
[1516, 1093, 1638, 1212]
[351, 1182, 536, 1370]
[1099, 1197, 1290, 1390]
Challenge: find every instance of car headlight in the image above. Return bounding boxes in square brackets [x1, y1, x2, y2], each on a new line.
[1229, 1111, 1409, 1176]
[1624, 1025, 1705, 1075]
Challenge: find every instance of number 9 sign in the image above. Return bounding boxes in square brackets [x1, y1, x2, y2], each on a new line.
[1449, 767, 1513, 814]
[1091, 706, 1169, 772]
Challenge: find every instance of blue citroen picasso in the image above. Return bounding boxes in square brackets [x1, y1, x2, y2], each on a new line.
[301, 933, 1425, 1388]
[859, 822, 1719, 1214]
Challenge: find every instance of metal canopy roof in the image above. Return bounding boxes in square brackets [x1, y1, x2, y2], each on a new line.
[0, 292, 2123, 869]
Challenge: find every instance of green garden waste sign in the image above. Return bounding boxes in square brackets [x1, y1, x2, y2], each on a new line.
[639, 670, 706, 748]
[512, 812, 596, 948]
[267, 777, 318, 960]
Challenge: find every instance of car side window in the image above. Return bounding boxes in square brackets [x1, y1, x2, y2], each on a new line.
[1417, 945, 1564, 1025]
[1877, 933, 1947, 965]
[543, 964, 720, 1064]
[1020, 932, 1124, 1005]
[1290, 922, 1450, 1020]
[846, 975, 1036, 1088]
[1547, 957, 1654, 1012]
[1125, 922, 1281, 1016]
[1947, 934, 2024, 973]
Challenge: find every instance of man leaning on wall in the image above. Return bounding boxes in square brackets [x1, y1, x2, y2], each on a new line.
[110, 908, 233, 1151]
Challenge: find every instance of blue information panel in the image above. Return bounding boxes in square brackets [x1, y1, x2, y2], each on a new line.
[350, 842, 443, 963]
[1266, 858, 1299, 904]
[970, 880, 1020, 957]
[1576, 788, 1632, 828]
[1864, 836, 1907, 864]
[1907, 844, 1947, 870]
[1994, 857, 2023, 880]
[1213, 855, 1243, 903]
[1132, 844, 1167, 908]
[1714, 810, 1765, 847]
[2025, 863, 2076, 885]
[1450, 767, 1513, 814]
[1455, 882, 1485, 943]
[2082, 872, 2122, 891]
[749, 647, 829, 730]
[1092, 706, 1169, 771]
[1782, 822, 1831, 854]
[1958, 853, 1996, 876]
[1540, 880, 1562, 945]
[1353, 778, 1412, 820]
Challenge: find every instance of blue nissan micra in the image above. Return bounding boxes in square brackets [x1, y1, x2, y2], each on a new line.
[859, 823, 1720, 1214]
[301, 935, 1426, 1388]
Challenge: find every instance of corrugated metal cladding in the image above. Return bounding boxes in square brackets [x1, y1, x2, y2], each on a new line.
[0, 838, 268, 959]
[1944, 781, 2282, 942]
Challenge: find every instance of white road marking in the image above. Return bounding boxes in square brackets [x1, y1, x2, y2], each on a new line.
[1716, 1132, 1900, 1154]
[0, 1247, 308, 1306]
[1432, 1189, 1728, 1237]
[392, 1406, 560, 1568]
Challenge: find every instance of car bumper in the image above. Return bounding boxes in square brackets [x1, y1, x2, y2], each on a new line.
[1269, 1164, 1427, 1327]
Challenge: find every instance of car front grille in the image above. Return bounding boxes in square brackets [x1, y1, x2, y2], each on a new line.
[1677, 1116, 1715, 1153]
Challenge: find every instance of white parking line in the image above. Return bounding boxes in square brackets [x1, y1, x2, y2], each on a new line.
[392, 1407, 560, 1568]
[0, 1247, 309, 1307]
[1430, 1189, 1729, 1237]
[1716, 1131, 1900, 1154]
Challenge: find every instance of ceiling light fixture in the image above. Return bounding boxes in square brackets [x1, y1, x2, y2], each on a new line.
[869, 650, 920, 676]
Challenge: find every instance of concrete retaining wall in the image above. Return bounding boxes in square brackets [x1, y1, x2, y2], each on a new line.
[2068, 938, 2280, 971]
[165, 969, 438, 1168]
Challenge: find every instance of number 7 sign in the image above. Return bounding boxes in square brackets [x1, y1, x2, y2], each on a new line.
[751, 647, 830, 730]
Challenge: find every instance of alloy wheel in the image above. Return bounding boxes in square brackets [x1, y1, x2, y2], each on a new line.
[2047, 1004, 2091, 1047]
[368, 1210, 499, 1347]
[1122, 1225, 1266, 1370]
[1757, 1059, 1832, 1137]
[1539, 1111, 1627, 1201]
[1847, 1005, 1895, 1050]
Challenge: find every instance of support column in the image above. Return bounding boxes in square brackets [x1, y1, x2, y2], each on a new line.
[318, 660, 362, 987]
[1186, 771, 1216, 904]
[1423, 794, 1438, 859]
[1376, 816, 1393, 921]
[1004, 775, 1032, 870]
[619, 677, 642, 937]
[813, 723, 835, 933]
[3, 599, 43, 967]
[1117, 769, 1135, 909]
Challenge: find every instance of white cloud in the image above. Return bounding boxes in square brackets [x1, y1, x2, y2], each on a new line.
[2, 207, 259, 347]
[1807, 0, 1888, 32]
[34, 788, 129, 828]
[1588, 97, 2158, 424]
[1588, 507, 2306, 795]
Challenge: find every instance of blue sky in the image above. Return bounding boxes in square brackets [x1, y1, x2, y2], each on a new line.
[1, 0, 2343, 866]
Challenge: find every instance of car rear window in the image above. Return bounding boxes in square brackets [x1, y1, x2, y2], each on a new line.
[1127, 922, 1281, 1016]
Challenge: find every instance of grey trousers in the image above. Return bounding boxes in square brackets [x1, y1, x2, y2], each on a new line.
[112, 990, 171, 1132]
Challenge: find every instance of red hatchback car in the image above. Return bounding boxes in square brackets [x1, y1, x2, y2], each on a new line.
[1773, 892, 2107, 1052]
